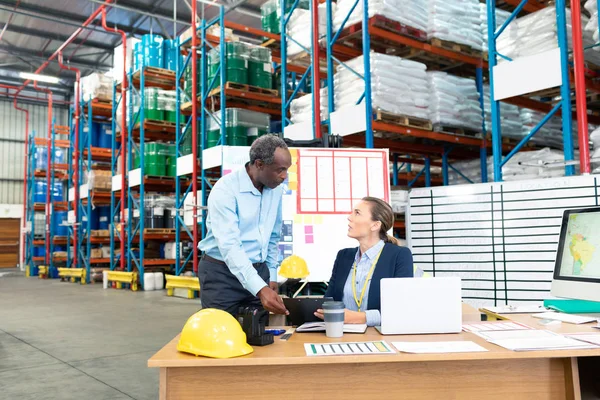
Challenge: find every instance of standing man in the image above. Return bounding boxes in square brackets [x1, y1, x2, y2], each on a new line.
[198, 135, 291, 315]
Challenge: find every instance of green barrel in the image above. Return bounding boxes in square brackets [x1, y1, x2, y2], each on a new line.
[183, 61, 199, 103]
[208, 42, 249, 86]
[182, 124, 202, 156]
[144, 142, 166, 176]
[144, 87, 163, 121]
[248, 47, 272, 89]
[165, 144, 177, 177]
[161, 90, 184, 124]
[207, 108, 271, 148]
[131, 147, 140, 170]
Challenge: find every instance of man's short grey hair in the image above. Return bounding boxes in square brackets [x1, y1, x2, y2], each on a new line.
[249, 134, 288, 165]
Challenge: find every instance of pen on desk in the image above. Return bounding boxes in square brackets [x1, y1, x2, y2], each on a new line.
[265, 329, 286, 335]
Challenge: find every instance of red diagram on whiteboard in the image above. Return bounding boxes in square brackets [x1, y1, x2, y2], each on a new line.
[296, 149, 389, 215]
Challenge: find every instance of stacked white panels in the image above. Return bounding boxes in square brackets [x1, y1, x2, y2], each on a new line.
[333, 0, 428, 33]
[427, 71, 482, 131]
[334, 53, 429, 120]
[428, 0, 483, 51]
[290, 87, 329, 124]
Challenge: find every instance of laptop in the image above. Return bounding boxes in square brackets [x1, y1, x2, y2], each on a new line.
[375, 277, 462, 335]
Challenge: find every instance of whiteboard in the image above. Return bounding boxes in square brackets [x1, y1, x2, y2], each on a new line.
[407, 176, 600, 308]
[206, 146, 391, 282]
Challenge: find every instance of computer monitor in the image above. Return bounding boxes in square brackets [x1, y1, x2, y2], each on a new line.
[551, 207, 600, 302]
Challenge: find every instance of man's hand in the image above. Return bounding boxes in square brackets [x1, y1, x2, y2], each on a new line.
[258, 286, 289, 315]
[269, 281, 278, 292]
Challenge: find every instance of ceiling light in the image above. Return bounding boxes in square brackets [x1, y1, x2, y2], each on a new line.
[19, 72, 60, 84]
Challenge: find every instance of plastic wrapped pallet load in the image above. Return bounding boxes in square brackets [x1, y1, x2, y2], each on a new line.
[427, 71, 482, 131]
[428, 0, 483, 51]
[290, 87, 328, 124]
[334, 53, 430, 120]
[333, 0, 428, 34]
[81, 73, 113, 102]
[286, 3, 334, 57]
[448, 148, 569, 184]
[519, 109, 571, 149]
[481, 84, 523, 139]
[479, 4, 511, 52]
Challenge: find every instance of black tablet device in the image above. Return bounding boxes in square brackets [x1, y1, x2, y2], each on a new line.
[283, 297, 333, 326]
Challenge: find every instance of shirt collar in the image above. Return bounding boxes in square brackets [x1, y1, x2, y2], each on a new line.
[356, 240, 385, 262]
[239, 163, 262, 195]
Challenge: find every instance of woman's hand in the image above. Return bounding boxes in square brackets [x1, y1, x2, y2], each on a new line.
[314, 309, 367, 324]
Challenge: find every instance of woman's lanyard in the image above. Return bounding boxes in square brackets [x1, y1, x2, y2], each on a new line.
[352, 248, 383, 311]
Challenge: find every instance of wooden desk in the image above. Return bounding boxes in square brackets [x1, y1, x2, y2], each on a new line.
[149, 310, 600, 400]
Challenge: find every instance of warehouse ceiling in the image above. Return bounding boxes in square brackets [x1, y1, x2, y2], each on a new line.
[0, 0, 263, 93]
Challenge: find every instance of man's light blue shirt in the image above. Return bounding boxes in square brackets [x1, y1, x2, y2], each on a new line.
[198, 165, 283, 296]
[342, 240, 385, 326]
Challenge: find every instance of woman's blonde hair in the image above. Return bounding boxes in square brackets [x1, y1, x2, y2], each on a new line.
[361, 196, 399, 246]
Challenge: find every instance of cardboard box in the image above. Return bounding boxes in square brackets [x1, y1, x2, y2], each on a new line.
[90, 248, 103, 259]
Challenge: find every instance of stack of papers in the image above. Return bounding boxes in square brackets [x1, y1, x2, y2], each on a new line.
[392, 341, 488, 354]
[476, 329, 599, 351]
[481, 305, 547, 314]
[565, 333, 600, 346]
[532, 312, 598, 325]
[462, 321, 533, 333]
[296, 322, 367, 334]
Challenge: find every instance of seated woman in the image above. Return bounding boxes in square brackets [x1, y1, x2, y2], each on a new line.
[315, 196, 413, 326]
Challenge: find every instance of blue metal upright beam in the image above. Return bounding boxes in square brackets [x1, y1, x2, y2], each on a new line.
[486, 0, 503, 182]
[556, 0, 575, 176]
[362, 0, 373, 148]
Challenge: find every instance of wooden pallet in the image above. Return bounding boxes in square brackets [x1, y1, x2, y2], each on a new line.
[91, 96, 113, 104]
[209, 81, 279, 97]
[430, 38, 482, 59]
[91, 229, 110, 237]
[143, 228, 177, 235]
[340, 15, 427, 43]
[130, 67, 176, 90]
[375, 110, 433, 131]
[433, 124, 482, 137]
[133, 119, 178, 132]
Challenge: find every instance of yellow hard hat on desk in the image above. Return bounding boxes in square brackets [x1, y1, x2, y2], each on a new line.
[177, 309, 254, 359]
[279, 255, 310, 279]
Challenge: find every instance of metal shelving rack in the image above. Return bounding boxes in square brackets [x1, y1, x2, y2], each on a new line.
[174, 35, 197, 276]
[25, 133, 39, 274]
[125, 65, 178, 289]
[175, 4, 285, 277]
[486, 0, 594, 181]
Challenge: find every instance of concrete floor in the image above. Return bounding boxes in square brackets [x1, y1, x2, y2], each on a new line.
[0, 270, 201, 400]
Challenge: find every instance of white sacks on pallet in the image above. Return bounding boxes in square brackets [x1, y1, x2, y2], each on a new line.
[448, 148, 569, 184]
[482, 84, 523, 139]
[496, 7, 572, 63]
[428, 0, 483, 50]
[81, 73, 113, 102]
[334, 53, 429, 119]
[479, 4, 511, 52]
[333, 0, 428, 33]
[287, 3, 334, 57]
[290, 87, 329, 124]
[427, 71, 482, 131]
[520, 109, 569, 149]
